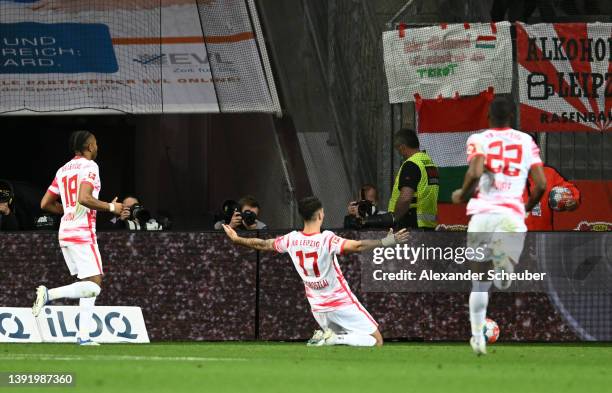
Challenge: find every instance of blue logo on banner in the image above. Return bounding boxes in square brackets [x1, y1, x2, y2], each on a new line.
[0, 313, 31, 339]
[0, 23, 118, 74]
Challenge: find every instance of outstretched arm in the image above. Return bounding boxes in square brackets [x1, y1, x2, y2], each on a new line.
[222, 224, 275, 252]
[342, 228, 410, 254]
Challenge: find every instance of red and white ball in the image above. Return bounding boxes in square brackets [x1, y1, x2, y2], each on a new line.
[548, 186, 574, 211]
[483, 318, 500, 344]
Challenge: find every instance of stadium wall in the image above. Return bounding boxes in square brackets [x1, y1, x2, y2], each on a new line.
[0, 231, 578, 341]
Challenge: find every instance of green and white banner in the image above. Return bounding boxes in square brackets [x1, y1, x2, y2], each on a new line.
[383, 22, 513, 103]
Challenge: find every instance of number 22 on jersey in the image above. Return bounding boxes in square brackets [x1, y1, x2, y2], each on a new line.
[486, 141, 523, 177]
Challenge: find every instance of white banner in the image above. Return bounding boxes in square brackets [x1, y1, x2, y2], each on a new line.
[0, 0, 279, 114]
[383, 22, 513, 103]
[0, 307, 42, 343]
[35, 306, 149, 343]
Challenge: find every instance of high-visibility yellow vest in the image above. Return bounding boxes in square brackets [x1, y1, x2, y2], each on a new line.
[388, 151, 439, 228]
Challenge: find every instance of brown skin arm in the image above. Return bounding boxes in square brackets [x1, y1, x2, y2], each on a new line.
[78, 182, 122, 214]
[222, 224, 275, 251]
[40, 191, 64, 215]
[525, 165, 547, 212]
[393, 187, 415, 219]
[452, 155, 485, 203]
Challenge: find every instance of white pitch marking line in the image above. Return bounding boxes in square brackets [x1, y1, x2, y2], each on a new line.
[0, 354, 247, 362]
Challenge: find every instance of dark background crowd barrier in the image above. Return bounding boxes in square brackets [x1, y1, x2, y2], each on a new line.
[0, 230, 579, 341]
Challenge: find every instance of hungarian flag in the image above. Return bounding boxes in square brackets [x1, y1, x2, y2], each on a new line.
[416, 89, 493, 202]
[476, 35, 497, 49]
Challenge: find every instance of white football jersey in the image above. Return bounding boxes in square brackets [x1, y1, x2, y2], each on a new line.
[48, 156, 101, 246]
[274, 230, 361, 313]
[465, 127, 543, 219]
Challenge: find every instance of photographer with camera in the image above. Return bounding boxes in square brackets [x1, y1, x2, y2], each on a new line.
[0, 180, 18, 231]
[214, 195, 267, 231]
[1, 179, 45, 231]
[110, 195, 167, 231]
[344, 184, 392, 229]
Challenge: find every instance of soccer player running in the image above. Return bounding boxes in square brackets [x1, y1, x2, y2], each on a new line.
[452, 98, 546, 355]
[222, 196, 409, 347]
[32, 130, 124, 346]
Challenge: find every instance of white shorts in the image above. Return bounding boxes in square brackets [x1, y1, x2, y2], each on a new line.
[312, 303, 378, 335]
[61, 243, 104, 279]
[467, 213, 527, 263]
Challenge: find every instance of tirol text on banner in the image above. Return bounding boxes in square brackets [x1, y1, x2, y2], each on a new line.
[383, 22, 512, 103]
[516, 22, 612, 132]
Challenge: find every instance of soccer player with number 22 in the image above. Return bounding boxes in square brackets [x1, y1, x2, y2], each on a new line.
[32, 131, 124, 346]
[223, 196, 410, 347]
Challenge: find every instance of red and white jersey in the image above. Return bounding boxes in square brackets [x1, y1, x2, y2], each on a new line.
[274, 230, 360, 313]
[466, 127, 543, 219]
[47, 156, 101, 246]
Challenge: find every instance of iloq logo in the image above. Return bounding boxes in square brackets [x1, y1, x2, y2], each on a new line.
[0, 308, 42, 342]
[42, 308, 138, 340]
[0, 306, 149, 343]
[0, 312, 30, 339]
[38, 306, 149, 343]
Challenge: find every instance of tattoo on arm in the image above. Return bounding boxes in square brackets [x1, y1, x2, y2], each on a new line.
[234, 237, 275, 251]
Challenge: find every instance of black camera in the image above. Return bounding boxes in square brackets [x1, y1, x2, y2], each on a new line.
[344, 212, 395, 230]
[130, 203, 151, 223]
[0, 181, 13, 204]
[222, 200, 241, 224]
[241, 209, 258, 226]
[0, 189, 12, 204]
[355, 200, 377, 217]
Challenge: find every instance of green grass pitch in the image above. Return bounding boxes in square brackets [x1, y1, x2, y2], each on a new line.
[1, 342, 610, 392]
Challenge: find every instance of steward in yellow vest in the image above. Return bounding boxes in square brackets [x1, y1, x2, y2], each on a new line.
[387, 128, 439, 230]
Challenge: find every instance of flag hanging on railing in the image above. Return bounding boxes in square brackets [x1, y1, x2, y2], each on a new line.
[383, 22, 512, 103]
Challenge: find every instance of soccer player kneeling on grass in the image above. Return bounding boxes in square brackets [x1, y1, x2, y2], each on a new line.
[32, 131, 124, 346]
[223, 196, 409, 347]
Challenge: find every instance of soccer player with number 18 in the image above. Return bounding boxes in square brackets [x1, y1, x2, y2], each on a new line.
[32, 131, 124, 346]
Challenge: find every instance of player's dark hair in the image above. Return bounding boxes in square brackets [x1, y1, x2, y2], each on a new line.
[238, 195, 260, 210]
[394, 128, 420, 149]
[298, 196, 323, 222]
[69, 130, 94, 155]
[489, 97, 514, 127]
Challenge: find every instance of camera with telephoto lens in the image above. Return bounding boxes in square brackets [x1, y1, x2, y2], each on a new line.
[344, 211, 395, 230]
[130, 203, 151, 223]
[356, 200, 377, 217]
